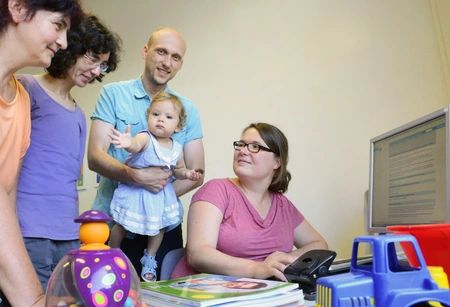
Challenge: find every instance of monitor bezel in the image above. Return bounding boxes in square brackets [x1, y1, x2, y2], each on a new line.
[368, 106, 450, 234]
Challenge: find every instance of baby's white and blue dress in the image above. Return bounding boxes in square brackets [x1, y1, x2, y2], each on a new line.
[110, 130, 182, 236]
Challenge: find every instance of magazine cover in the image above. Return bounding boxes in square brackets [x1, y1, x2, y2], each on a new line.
[140, 274, 302, 307]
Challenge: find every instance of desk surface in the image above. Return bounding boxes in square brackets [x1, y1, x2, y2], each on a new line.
[304, 299, 315, 306]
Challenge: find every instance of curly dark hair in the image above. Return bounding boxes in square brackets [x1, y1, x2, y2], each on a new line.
[0, 0, 84, 34]
[243, 123, 292, 194]
[46, 14, 122, 82]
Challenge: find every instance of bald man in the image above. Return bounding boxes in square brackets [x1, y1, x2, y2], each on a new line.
[87, 28, 205, 280]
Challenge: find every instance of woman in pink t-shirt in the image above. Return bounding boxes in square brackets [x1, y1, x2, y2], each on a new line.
[172, 122, 328, 281]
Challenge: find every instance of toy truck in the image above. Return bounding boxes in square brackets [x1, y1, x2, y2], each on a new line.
[315, 234, 450, 307]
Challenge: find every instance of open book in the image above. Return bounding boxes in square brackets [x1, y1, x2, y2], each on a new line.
[140, 274, 304, 307]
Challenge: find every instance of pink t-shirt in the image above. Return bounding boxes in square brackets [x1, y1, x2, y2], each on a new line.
[0, 76, 31, 193]
[171, 178, 304, 278]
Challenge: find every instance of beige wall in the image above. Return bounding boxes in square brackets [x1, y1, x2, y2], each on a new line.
[432, 0, 450, 97]
[20, 0, 450, 258]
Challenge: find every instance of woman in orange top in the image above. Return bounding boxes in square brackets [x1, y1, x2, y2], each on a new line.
[0, 1, 83, 306]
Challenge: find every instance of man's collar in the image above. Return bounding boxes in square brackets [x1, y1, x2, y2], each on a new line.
[133, 76, 171, 99]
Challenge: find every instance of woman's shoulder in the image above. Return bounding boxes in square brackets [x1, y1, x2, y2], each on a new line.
[192, 179, 236, 212]
[273, 192, 297, 209]
[193, 178, 234, 199]
[202, 178, 233, 189]
[15, 74, 36, 90]
[272, 192, 304, 221]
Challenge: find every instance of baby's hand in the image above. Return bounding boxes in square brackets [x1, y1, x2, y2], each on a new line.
[186, 168, 203, 181]
[108, 125, 132, 149]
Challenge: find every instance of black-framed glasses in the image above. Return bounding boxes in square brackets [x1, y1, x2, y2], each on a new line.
[83, 53, 108, 72]
[233, 141, 273, 153]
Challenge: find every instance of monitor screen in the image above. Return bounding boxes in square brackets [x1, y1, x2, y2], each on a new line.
[369, 106, 450, 233]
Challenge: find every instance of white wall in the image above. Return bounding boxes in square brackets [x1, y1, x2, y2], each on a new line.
[20, 0, 450, 258]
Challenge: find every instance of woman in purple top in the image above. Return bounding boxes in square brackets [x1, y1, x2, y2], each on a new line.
[172, 123, 328, 281]
[16, 15, 122, 291]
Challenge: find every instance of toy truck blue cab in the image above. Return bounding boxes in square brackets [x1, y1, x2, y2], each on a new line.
[315, 235, 450, 307]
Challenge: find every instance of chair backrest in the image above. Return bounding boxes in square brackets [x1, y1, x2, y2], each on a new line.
[160, 247, 185, 280]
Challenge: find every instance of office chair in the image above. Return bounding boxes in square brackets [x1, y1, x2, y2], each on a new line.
[160, 247, 185, 280]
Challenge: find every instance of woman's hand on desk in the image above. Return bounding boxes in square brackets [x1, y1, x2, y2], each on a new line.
[249, 251, 298, 282]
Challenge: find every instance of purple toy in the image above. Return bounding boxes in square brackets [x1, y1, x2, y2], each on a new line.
[45, 210, 145, 307]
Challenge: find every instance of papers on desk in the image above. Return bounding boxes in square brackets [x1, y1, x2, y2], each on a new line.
[141, 273, 305, 307]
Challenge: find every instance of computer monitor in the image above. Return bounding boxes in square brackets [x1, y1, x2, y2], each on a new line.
[369, 106, 450, 234]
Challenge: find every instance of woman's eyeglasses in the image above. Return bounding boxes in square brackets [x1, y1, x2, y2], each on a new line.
[84, 53, 108, 72]
[233, 141, 272, 153]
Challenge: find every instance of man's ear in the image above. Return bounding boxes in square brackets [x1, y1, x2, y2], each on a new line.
[142, 45, 149, 60]
[9, 0, 28, 23]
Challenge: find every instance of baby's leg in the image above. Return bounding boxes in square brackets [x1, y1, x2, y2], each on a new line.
[146, 230, 165, 256]
[140, 229, 165, 282]
[109, 224, 127, 248]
